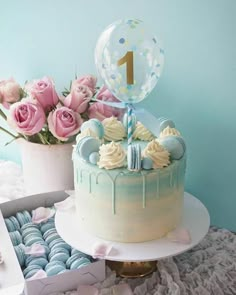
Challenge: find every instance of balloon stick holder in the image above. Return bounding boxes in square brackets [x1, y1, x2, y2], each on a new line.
[127, 105, 133, 145]
[106, 260, 157, 278]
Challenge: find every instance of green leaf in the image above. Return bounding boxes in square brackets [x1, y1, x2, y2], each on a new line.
[0, 126, 19, 139]
[0, 109, 7, 120]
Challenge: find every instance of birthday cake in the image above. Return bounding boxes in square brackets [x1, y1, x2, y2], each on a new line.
[72, 115, 186, 243]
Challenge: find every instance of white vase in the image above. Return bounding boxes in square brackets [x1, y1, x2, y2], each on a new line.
[18, 139, 74, 196]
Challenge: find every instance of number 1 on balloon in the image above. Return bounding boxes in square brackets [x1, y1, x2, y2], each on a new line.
[117, 51, 134, 85]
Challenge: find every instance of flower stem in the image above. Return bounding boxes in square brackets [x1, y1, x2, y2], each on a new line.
[38, 133, 50, 145]
[0, 109, 7, 120]
[0, 126, 18, 139]
[58, 98, 65, 106]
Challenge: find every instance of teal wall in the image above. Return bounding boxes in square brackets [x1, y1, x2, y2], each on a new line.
[0, 1, 235, 230]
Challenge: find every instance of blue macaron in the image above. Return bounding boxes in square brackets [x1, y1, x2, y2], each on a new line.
[25, 255, 48, 268]
[66, 253, 90, 269]
[45, 261, 66, 276]
[158, 136, 185, 160]
[71, 248, 91, 259]
[9, 216, 21, 231]
[70, 257, 91, 270]
[9, 230, 23, 246]
[14, 244, 26, 267]
[21, 222, 39, 232]
[4, 218, 15, 232]
[50, 240, 71, 253]
[5, 216, 21, 232]
[48, 237, 65, 250]
[127, 144, 141, 171]
[21, 224, 42, 240]
[66, 254, 91, 270]
[76, 136, 101, 162]
[80, 119, 104, 139]
[173, 135, 186, 152]
[58, 269, 69, 274]
[158, 117, 175, 132]
[23, 264, 42, 279]
[24, 233, 44, 247]
[49, 247, 70, 258]
[43, 228, 57, 240]
[48, 249, 70, 263]
[40, 220, 55, 235]
[45, 232, 61, 245]
[16, 210, 31, 227]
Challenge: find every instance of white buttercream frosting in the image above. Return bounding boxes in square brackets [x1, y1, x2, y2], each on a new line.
[159, 126, 181, 139]
[142, 140, 170, 168]
[102, 117, 126, 141]
[98, 141, 126, 169]
[133, 121, 155, 141]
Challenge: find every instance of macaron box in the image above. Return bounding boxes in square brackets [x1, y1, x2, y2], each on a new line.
[0, 191, 105, 295]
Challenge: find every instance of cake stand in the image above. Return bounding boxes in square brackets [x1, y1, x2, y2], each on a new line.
[55, 192, 210, 277]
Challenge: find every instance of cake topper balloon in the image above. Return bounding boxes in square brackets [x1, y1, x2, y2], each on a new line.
[95, 19, 164, 144]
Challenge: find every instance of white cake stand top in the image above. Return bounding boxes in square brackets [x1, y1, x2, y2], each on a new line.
[55, 192, 210, 262]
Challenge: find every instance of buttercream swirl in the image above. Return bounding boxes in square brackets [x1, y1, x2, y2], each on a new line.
[159, 126, 181, 139]
[98, 141, 126, 169]
[76, 128, 98, 142]
[133, 121, 155, 141]
[102, 117, 126, 141]
[142, 140, 170, 169]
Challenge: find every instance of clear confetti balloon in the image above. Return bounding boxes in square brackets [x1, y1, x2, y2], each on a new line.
[95, 19, 164, 104]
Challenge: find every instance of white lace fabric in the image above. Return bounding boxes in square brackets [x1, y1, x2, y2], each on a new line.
[93, 228, 236, 295]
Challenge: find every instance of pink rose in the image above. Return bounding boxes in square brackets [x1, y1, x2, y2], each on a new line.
[25, 77, 59, 112]
[88, 86, 124, 121]
[7, 100, 46, 136]
[48, 106, 83, 141]
[64, 84, 92, 113]
[96, 85, 120, 102]
[88, 102, 124, 121]
[72, 75, 97, 94]
[0, 78, 21, 109]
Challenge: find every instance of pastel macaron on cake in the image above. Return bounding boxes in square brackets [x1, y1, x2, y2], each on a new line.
[73, 115, 186, 243]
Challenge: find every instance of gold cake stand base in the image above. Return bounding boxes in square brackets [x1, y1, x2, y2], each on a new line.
[106, 260, 157, 278]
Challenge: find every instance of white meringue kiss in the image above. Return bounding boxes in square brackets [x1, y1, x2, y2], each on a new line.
[24, 244, 46, 256]
[167, 228, 192, 244]
[54, 196, 75, 211]
[92, 242, 112, 259]
[32, 207, 55, 224]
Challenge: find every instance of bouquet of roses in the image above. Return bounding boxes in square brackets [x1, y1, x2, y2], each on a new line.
[0, 76, 124, 145]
